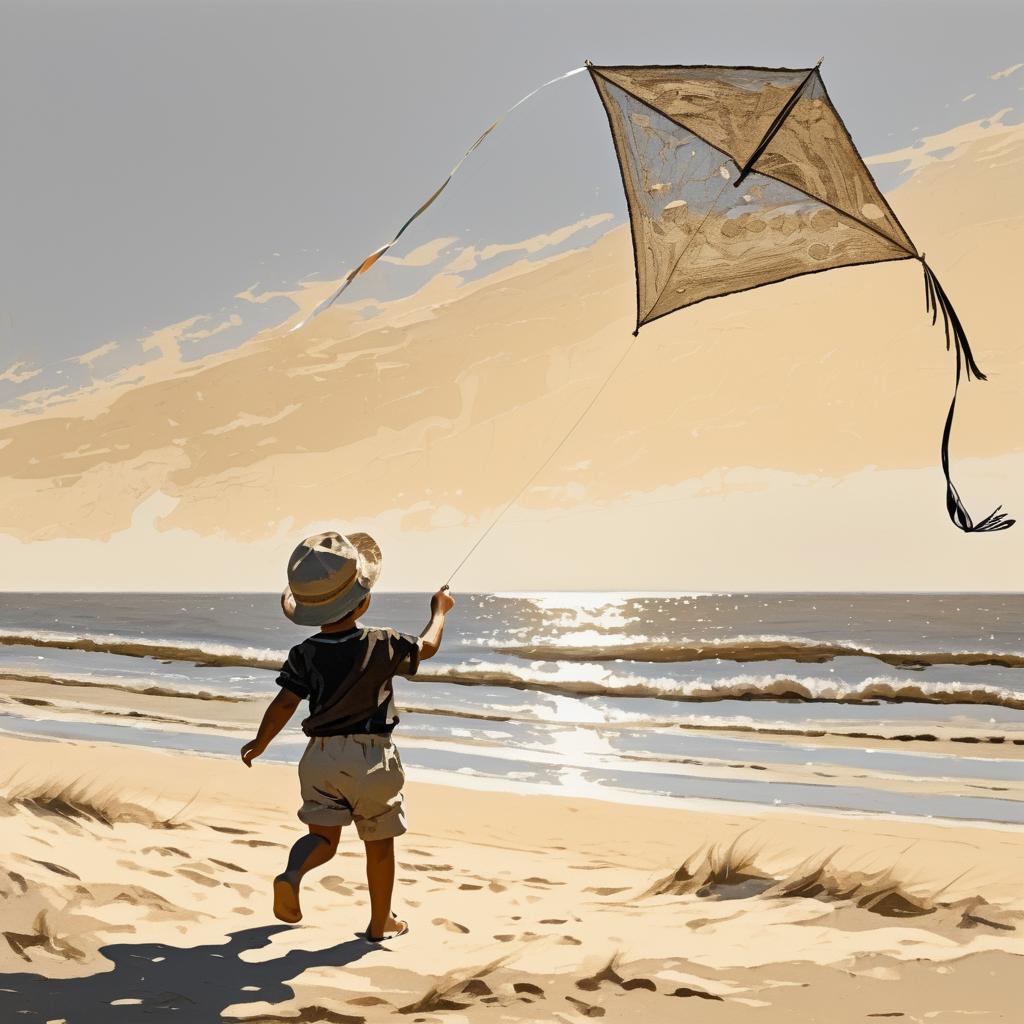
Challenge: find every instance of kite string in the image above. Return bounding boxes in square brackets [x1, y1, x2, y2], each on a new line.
[443, 333, 640, 589]
[290, 65, 588, 334]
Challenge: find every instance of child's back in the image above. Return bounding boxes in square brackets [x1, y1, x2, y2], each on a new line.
[239, 530, 454, 939]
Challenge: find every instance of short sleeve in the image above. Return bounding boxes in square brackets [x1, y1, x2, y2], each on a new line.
[276, 644, 310, 699]
[388, 630, 422, 676]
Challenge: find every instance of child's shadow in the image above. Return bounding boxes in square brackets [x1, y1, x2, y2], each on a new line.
[0, 924, 376, 1022]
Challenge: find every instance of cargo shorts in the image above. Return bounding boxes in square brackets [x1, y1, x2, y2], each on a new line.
[297, 733, 407, 840]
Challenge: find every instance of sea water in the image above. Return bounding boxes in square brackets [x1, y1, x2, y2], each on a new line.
[1, 592, 1022, 824]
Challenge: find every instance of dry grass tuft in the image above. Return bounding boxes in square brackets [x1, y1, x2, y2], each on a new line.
[647, 837, 1019, 928]
[0, 773, 195, 830]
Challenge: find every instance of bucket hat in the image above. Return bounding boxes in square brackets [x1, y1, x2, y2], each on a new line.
[281, 530, 382, 626]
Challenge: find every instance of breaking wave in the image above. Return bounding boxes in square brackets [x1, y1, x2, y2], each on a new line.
[499, 636, 1024, 671]
[3, 630, 1023, 711]
[414, 663, 1024, 711]
[0, 630, 287, 670]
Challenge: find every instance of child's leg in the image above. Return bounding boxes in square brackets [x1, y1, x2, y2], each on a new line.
[364, 837, 404, 938]
[273, 824, 340, 922]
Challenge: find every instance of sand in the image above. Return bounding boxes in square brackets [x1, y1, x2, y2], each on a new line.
[1, 731, 1021, 1022]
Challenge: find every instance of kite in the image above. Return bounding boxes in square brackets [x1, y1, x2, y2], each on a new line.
[586, 61, 1011, 533]
[295, 61, 1013, 547]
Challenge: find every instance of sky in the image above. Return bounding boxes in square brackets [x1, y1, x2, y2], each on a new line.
[2, 0, 1022, 402]
[0, 1, 1022, 591]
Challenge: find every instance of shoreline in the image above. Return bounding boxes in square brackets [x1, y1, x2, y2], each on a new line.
[3, 668, 1024, 828]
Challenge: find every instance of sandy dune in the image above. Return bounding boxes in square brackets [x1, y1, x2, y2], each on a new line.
[1, 733, 1021, 1022]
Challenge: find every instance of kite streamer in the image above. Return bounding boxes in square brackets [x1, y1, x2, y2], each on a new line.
[289, 65, 587, 333]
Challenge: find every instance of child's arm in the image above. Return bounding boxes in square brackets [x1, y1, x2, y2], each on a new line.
[419, 587, 455, 660]
[241, 689, 301, 766]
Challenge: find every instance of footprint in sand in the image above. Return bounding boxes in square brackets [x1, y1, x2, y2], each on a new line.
[348, 995, 390, 1006]
[558, 935, 582, 945]
[432, 918, 469, 933]
[231, 839, 285, 848]
[584, 886, 629, 896]
[142, 846, 191, 858]
[209, 858, 246, 873]
[514, 982, 544, 996]
[488, 881, 506, 893]
[26, 859, 80, 880]
[669, 986, 722, 1001]
[566, 994, 605, 1016]
[176, 868, 219, 888]
[459, 883, 483, 890]
[621, 978, 657, 991]
[320, 876, 353, 897]
[540, 919, 568, 924]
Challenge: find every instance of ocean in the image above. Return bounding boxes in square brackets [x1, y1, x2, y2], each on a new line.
[1, 591, 1022, 825]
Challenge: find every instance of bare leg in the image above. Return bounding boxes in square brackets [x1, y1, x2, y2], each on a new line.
[273, 824, 340, 923]
[364, 837, 405, 939]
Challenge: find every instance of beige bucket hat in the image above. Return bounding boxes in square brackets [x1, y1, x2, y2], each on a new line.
[281, 530, 382, 626]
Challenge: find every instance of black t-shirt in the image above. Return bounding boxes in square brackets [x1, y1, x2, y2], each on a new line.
[276, 627, 421, 737]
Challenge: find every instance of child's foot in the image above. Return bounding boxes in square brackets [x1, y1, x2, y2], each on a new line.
[365, 912, 409, 942]
[272, 873, 302, 923]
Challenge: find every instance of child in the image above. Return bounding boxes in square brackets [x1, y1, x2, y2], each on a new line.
[240, 529, 454, 941]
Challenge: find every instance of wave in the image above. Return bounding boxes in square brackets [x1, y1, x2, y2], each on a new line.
[3, 630, 1024, 711]
[7, 667, 1022, 748]
[0, 670, 248, 703]
[499, 636, 1024, 671]
[413, 663, 1024, 711]
[0, 630, 286, 670]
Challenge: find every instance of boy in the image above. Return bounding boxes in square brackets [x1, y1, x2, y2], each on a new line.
[240, 529, 454, 941]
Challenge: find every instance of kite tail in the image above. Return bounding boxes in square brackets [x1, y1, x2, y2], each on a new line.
[921, 258, 1013, 533]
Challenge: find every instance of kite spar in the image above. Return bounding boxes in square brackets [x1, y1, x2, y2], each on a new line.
[292, 60, 1012, 572]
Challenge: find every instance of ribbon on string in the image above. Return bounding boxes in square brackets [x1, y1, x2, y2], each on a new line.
[290, 66, 588, 333]
[920, 256, 1013, 533]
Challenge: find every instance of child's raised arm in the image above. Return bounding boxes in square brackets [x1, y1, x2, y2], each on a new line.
[420, 587, 455, 660]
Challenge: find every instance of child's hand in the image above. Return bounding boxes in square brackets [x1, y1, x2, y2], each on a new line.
[240, 739, 266, 767]
[431, 586, 455, 615]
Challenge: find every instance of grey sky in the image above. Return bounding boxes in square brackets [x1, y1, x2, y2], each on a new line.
[2, 0, 1021, 405]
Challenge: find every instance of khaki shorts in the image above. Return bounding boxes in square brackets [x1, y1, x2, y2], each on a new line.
[297, 733, 407, 840]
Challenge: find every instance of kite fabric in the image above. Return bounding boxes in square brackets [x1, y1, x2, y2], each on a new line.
[587, 62, 1012, 533]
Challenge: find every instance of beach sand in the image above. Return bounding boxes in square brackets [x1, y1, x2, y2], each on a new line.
[1, 731, 1021, 1022]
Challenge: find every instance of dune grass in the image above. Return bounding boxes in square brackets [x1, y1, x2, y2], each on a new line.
[0, 772, 195, 829]
[645, 831, 1018, 927]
